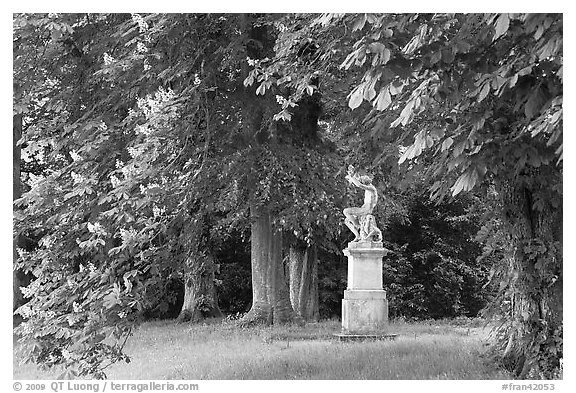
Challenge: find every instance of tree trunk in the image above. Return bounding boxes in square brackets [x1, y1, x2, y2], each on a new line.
[176, 212, 222, 323]
[177, 253, 223, 322]
[239, 202, 299, 326]
[235, 14, 300, 326]
[288, 243, 319, 321]
[497, 179, 562, 379]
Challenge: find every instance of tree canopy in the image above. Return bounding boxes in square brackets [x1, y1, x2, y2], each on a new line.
[13, 13, 562, 379]
[13, 13, 344, 377]
[258, 13, 562, 378]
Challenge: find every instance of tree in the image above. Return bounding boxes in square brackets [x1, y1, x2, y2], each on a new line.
[12, 13, 72, 316]
[234, 14, 345, 326]
[176, 214, 223, 322]
[288, 242, 319, 321]
[261, 13, 562, 378]
[13, 13, 343, 377]
[13, 13, 235, 377]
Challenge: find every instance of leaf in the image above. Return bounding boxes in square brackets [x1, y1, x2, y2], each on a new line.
[391, 100, 415, 128]
[398, 145, 413, 164]
[430, 51, 442, 65]
[517, 65, 533, 77]
[103, 291, 119, 309]
[368, 44, 392, 66]
[348, 84, 365, 109]
[243, 74, 254, 87]
[124, 270, 139, 279]
[493, 13, 510, 41]
[57, 369, 78, 380]
[354, 48, 366, 66]
[145, 186, 162, 196]
[451, 168, 480, 196]
[373, 86, 392, 110]
[399, 130, 428, 164]
[452, 141, 467, 158]
[537, 36, 560, 61]
[477, 83, 490, 102]
[123, 276, 133, 293]
[368, 42, 386, 54]
[508, 73, 519, 88]
[389, 80, 404, 95]
[255, 83, 266, 96]
[63, 191, 77, 201]
[273, 110, 292, 121]
[430, 128, 445, 140]
[442, 137, 454, 152]
[363, 76, 379, 101]
[108, 246, 123, 256]
[352, 14, 367, 32]
[491, 76, 507, 92]
[366, 14, 378, 24]
[340, 50, 358, 70]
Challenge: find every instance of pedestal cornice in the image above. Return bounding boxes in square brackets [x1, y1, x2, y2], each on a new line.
[343, 241, 389, 258]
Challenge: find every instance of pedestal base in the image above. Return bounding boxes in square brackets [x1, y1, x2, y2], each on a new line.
[334, 333, 398, 342]
[341, 289, 388, 333]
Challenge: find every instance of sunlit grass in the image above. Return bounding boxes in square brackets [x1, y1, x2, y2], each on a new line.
[13, 318, 509, 380]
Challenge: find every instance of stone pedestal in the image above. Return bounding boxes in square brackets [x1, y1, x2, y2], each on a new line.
[341, 241, 389, 333]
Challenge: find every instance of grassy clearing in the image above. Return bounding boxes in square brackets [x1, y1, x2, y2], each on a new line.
[14, 318, 509, 380]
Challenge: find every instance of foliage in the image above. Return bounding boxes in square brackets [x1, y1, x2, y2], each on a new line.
[13, 13, 343, 377]
[14, 12, 561, 379]
[316, 248, 347, 319]
[254, 13, 562, 378]
[13, 13, 246, 377]
[383, 188, 490, 319]
[213, 230, 253, 314]
[259, 13, 561, 197]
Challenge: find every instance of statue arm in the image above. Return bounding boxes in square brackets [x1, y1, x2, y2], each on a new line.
[346, 174, 367, 188]
[351, 177, 374, 191]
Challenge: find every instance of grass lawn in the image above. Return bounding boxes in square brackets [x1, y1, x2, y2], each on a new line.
[13, 318, 510, 380]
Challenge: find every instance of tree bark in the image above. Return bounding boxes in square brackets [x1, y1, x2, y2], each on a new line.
[238, 202, 299, 326]
[288, 243, 319, 321]
[176, 213, 222, 323]
[497, 178, 562, 379]
[177, 253, 223, 322]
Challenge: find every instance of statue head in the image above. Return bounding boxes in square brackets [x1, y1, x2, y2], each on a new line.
[358, 175, 373, 185]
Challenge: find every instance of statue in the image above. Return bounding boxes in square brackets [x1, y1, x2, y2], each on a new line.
[343, 165, 383, 243]
[341, 166, 389, 335]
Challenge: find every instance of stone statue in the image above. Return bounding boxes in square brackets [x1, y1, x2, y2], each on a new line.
[359, 214, 383, 243]
[343, 165, 383, 243]
[341, 166, 389, 334]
